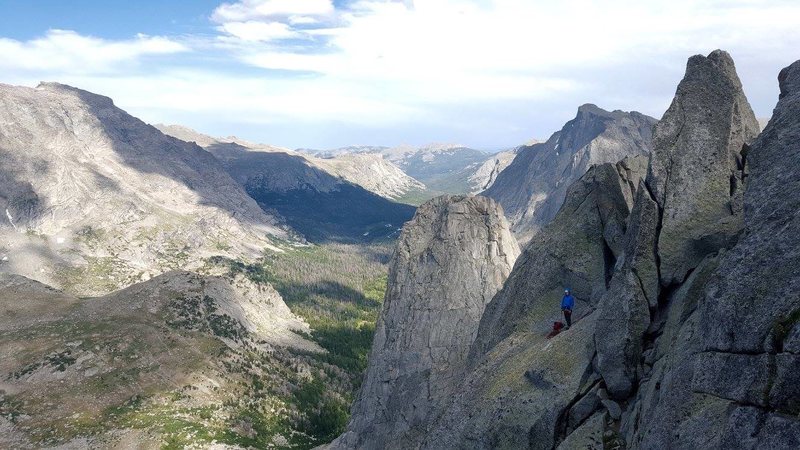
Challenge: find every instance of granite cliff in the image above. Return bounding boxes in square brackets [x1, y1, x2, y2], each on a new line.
[330, 195, 519, 449]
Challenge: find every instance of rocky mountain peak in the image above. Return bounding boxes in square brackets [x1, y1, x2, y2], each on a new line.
[687, 49, 739, 85]
[36, 81, 116, 109]
[647, 49, 760, 286]
[484, 104, 656, 242]
[779, 59, 800, 99]
[330, 195, 519, 449]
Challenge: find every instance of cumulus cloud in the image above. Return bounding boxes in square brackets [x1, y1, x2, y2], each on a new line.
[215, 0, 800, 104]
[3, 0, 800, 148]
[0, 29, 186, 74]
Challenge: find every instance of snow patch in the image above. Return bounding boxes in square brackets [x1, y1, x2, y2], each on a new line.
[5, 209, 17, 231]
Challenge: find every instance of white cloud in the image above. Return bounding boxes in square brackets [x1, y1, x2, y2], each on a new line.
[3, 0, 800, 148]
[218, 21, 300, 41]
[208, 0, 800, 133]
[0, 29, 186, 74]
[212, 0, 335, 22]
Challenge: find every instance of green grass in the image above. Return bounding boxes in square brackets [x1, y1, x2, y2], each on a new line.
[395, 188, 443, 206]
[3, 242, 391, 449]
[208, 242, 390, 446]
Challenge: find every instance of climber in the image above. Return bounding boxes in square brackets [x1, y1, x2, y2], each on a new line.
[561, 289, 575, 328]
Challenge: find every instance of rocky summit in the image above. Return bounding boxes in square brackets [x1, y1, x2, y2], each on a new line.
[327, 51, 800, 449]
[484, 105, 656, 243]
[329, 195, 519, 449]
[647, 49, 760, 286]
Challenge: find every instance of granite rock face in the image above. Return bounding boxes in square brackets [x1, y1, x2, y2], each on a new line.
[330, 195, 519, 449]
[614, 54, 800, 449]
[413, 157, 647, 450]
[647, 50, 760, 286]
[471, 155, 648, 361]
[484, 105, 656, 243]
[594, 184, 660, 399]
[687, 58, 800, 441]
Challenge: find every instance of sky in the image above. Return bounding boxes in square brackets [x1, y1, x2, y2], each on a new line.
[0, 0, 798, 150]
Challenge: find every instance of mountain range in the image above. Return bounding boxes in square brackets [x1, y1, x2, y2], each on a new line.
[298, 143, 507, 199]
[155, 125, 418, 243]
[1, 48, 797, 450]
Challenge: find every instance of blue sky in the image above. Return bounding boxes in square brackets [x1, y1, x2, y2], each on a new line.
[1, 0, 799, 150]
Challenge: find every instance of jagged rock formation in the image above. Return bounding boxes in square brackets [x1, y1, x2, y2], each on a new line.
[647, 50, 760, 286]
[690, 58, 800, 446]
[470, 156, 648, 361]
[330, 195, 519, 449]
[468, 148, 519, 193]
[0, 271, 320, 448]
[0, 83, 286, 295]
[329, 51, 800, 450]
[607, 51, 798, 449]
[594, 184, 659, 399]
[421, 157, 647, 450]
[484, 105, 656, 242]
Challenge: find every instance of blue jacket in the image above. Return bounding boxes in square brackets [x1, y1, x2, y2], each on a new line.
[561, 294, 575, 310]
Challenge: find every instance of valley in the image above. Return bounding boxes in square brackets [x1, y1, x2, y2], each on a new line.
[0, 5, 798, 447]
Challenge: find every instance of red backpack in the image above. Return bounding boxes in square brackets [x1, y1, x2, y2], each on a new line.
[547, 321, 565, 338]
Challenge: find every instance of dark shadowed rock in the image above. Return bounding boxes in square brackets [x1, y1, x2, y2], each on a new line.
[618, 255, 726, 449]
[595, 270, 650, 399]
[485, 105, 656, 243]
[557, 411, 605, 450]
[647, 50, 760, 286]
[594, 184, 660, 399]
[329, 195, 519, 450]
